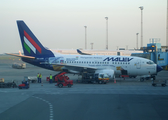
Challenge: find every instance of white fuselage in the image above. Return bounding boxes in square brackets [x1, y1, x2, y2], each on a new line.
[49, 54, 157, 76]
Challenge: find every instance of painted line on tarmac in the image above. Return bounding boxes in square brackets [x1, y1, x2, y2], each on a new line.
[32, 96, 54, 120]
[0, 90, 7, 93]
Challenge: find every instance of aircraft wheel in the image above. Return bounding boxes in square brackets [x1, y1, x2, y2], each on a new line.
[58, 84, 63, 88]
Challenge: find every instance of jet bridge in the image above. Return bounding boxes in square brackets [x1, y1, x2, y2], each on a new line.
[131, 39, 168, 70]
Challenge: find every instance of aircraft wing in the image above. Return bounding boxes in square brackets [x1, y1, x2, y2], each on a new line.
[49, 63, 97, 73]
[6, 53, 35, 59]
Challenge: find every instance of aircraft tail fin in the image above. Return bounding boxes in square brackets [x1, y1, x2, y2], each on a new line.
[17, 20, 54, 58]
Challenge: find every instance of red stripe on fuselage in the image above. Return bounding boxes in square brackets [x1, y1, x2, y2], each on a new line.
[24, 31, 41, 53]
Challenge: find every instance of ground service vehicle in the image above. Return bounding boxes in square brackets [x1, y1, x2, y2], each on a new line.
[46, 72, 69, 83]
[81, 73, 110, 84]
[18, 81, 29, 89]
[55, 72, 73, 88]
[0, 79, 17, 88]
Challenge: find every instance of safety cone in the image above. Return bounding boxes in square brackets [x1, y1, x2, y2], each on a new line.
[114, 79, 116, 83]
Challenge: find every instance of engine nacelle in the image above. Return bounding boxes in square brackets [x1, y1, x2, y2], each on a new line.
[95, 69, 114, 79]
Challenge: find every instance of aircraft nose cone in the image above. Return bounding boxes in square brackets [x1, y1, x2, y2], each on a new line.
[157, 65, 163, 72]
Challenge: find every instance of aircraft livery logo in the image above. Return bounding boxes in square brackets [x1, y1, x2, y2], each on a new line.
[23, 31, 41, 54]
[103, 57, 133, 62]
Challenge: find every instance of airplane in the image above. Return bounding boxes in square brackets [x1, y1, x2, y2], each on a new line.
[7, 20, 163, 81]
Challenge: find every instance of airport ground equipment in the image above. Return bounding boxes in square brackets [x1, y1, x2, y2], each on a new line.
[0, 78, 4, 83]
[18, 81, 29, 89]
[46, 72, 69, 83]
[140, 75, 155, 82]
[0, 79, 17, 88]
[55, 72, 73, 88]
[24, 76, 37, 83]
[152, 80, 167, 87]
[12, 63, 26, 69]
[78, 73, 109, 84]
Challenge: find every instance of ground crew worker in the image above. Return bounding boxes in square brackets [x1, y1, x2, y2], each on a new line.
[37, 73, 39, 83]
[39, 73, 42, 83]
[50, 74, 53, 83]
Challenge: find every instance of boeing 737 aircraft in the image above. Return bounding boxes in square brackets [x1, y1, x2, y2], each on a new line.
[7, 21, 163, 80]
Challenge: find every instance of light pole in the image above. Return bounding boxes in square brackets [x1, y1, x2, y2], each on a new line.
[136, 33, 139, 49]
[139, 6, 144, 48]
[105, 17, 108, 50]
[126, 45, 128, 50]
[84, 26, 87, 49]
[166, 0, 168, 46]
[90, 43, 93, 49]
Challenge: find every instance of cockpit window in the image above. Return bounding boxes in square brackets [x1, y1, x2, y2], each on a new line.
[147, 61, 154, 64]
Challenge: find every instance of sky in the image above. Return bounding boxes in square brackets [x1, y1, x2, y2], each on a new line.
[0, 0, 167, 54]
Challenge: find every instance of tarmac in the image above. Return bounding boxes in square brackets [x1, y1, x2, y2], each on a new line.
[0, 55, 168, 120]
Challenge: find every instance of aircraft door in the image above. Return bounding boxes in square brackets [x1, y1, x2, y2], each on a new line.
[136, 60, 141, 69]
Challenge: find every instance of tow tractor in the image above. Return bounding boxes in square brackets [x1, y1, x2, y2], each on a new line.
[18, 81, 29, 89]
[54, 72, 73, 88]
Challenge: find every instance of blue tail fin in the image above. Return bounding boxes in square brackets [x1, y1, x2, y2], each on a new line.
[17, 20, 54, 58]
